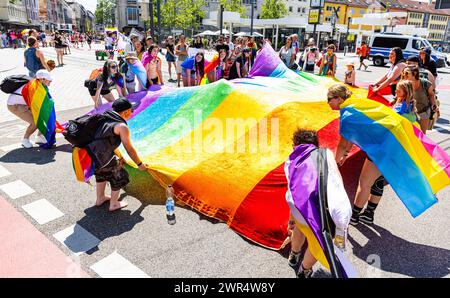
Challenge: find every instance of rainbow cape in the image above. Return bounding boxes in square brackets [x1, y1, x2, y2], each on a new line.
[340, 97, 450, 217]
[21, 79, 62, 148]
[72, 147, 94, 183]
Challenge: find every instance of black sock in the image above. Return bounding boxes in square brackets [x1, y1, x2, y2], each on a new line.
[352, 206, 363, 217]
[367, 202, 378, 212]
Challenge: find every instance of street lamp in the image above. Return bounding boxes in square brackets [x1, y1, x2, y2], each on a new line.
[250, 0, 256, 36]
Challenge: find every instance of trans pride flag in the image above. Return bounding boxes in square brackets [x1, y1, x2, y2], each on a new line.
[21, 79, 62, 149]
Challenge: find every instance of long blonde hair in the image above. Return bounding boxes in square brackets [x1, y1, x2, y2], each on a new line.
[396, 80, 414, 107]
[327, 84, 352, 101]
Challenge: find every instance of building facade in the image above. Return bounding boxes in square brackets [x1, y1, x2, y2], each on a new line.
[0, 0, 28, 30]
[117, 0, 142, 32]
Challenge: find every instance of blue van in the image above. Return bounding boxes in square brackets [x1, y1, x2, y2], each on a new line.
[368, 33, 447, 68]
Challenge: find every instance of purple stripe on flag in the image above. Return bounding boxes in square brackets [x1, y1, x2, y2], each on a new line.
[287, 144, 326, 251]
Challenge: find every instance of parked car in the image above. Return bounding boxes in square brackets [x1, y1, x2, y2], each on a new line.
[369, 33, 447, 68]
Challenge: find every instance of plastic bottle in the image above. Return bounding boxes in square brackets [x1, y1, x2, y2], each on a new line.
[165, 184, 176, 225]
[334, 227, 347, 251]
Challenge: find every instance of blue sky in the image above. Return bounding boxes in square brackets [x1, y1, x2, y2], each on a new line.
[77, 0, 97, 13]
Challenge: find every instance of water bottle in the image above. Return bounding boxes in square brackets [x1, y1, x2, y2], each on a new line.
[165, 185, 176, 225]
[334, 227, 347, 251]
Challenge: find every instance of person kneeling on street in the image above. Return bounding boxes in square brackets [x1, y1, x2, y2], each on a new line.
[86, 97, 148, 211]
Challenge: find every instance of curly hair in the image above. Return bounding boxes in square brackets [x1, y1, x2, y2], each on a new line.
[292, 129, 319, 147]
[327, 84, 352, 101]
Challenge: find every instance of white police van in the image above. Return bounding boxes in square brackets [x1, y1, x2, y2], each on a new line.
[369, 33, 447, 68]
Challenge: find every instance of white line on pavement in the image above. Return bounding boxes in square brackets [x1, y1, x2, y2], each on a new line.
[0, 164, 11, 178]
[53, 224, 100, 256]
[22, 199, 64, 225]
[0, 180, 35, 200]
[90, 251, 150, 278]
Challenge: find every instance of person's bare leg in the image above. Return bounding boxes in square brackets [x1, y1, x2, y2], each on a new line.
[177, 73, 181, 87]
[95, 182, 110, 206]
[109, 189, 128, 211]
[291, 227, 306, 253]
[183, 76, 188, 87]
[168, 62, 173, 80]
[103, 93, 116, 103]
[353, 159, 381, 209]
[368, 194, 382, 204]
[301, 248, 317, 269]
[419, 118, 429, 134]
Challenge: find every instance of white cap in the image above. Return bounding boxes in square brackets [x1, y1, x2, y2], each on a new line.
[36, 69, 53, 81]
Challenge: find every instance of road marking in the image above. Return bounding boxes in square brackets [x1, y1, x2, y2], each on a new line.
[0, 180, 35, 200]
[90, 251, 150, 278]
[53, 224, 100, 256]
[22, 199, 64, 225]
[0, 164, 11, 178]
[0, 143, 23, 152]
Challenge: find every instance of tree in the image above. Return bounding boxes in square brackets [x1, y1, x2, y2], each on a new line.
[220, 0, 247, 17]
[95, 0, 116, 28]
[260, 0, 287, 19]
[160, 0, 205, 31]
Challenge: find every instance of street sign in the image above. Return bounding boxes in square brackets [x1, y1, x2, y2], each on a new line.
[347, 34, 355, 41]
[310, 0, 325, 8]
[308, 9, 320, 24]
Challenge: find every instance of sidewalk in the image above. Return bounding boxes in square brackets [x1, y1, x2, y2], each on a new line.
[0, 196, 89, 277]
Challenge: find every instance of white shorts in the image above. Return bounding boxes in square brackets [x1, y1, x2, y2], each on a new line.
[176, 60, 184, 74]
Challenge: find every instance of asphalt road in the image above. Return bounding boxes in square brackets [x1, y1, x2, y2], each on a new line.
[0, 45, 449, 278]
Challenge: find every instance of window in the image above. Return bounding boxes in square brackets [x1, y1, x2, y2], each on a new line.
[127, 7, 138, 23]
[302, 7, 306, 13]
[412, 39, 424, 50]
[360, 9, 365, 14]
[350, 9, 355, 14]
[326, 17, 331, 22]
[372, 37, 409, 50]
[289, 6, 292, 12]
[298, 7, 301, 12]
[327, 6, 332, 11]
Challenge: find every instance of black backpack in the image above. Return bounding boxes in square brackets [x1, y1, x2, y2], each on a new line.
[0, 75, 32, 94]
[63, 114, 107, 148]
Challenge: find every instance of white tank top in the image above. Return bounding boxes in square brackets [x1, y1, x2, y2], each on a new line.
[7, 86, 26, 106]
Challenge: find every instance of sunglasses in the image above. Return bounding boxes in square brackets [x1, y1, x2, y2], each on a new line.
[110, 65, 117, 69]
[327, 96, 337, 102]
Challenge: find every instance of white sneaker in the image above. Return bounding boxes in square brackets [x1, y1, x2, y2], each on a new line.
[21, 139, 33, 149]
[35, 135, 47, 144]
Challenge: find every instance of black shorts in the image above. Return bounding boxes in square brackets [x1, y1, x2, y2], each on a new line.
[148, 78, 158, 85]
[94, 159, 129, 191]
[88, 88, 111, 97]
[359, 56, 365, 63]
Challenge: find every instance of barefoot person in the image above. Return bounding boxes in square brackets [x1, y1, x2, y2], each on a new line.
[88, 97, 148, 211]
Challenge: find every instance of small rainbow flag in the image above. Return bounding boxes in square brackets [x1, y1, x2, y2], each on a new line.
[21, 79, 61, 149]
[72, 147, 94, 183]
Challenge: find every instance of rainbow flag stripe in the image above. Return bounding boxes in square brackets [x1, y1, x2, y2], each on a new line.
[72, 147, 94, 183]
[21, 79, 57, 148]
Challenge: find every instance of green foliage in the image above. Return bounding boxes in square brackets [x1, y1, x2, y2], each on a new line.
[160, 0, 205, 30]
[95, 0, 116, 27]
[220, 0, 247, 17]
[260, 0, 287, 19]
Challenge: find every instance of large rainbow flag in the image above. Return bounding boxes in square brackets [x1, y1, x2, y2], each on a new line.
[83, 45, 449, 251]
[21, 79, 62, 149]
